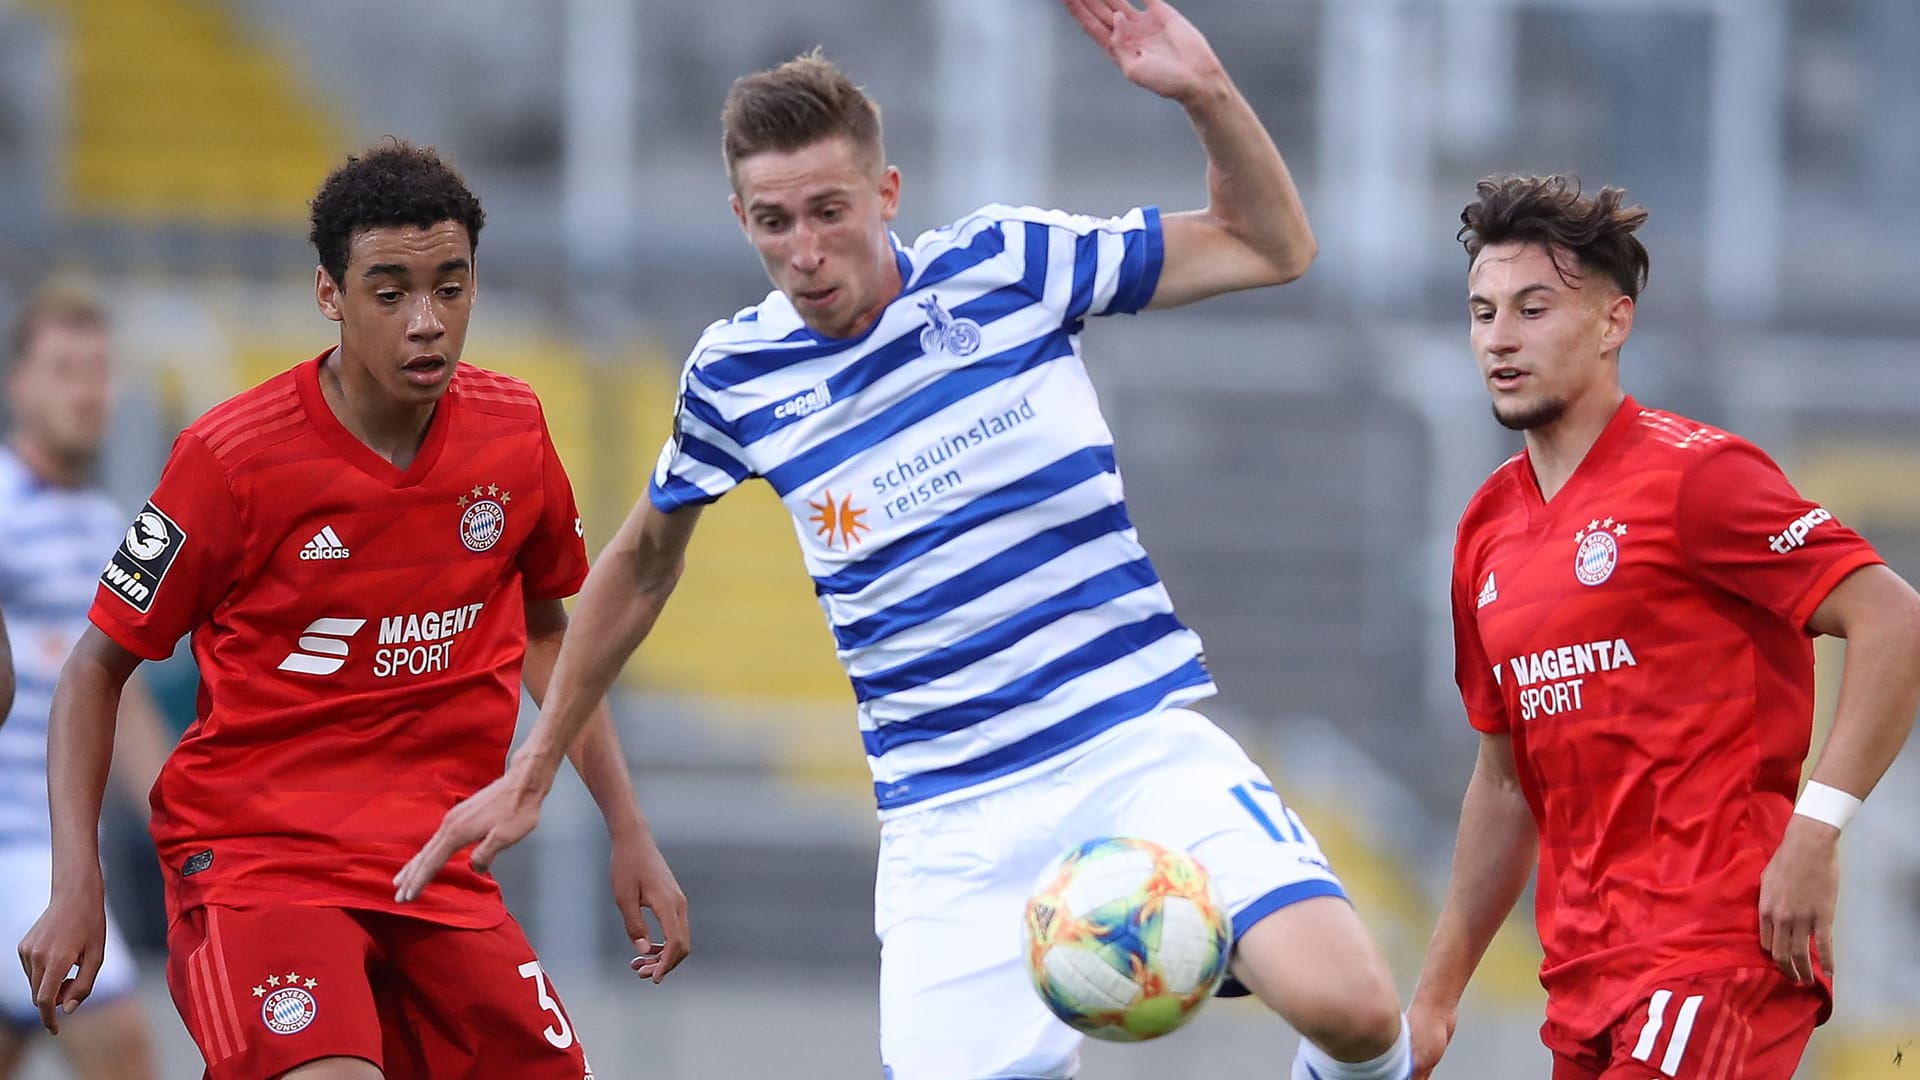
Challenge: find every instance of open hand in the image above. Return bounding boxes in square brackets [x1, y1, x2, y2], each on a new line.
[394, 761, 549, 902]
[1060, 0, 1228, 105]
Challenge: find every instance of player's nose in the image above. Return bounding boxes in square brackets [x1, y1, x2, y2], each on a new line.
[406, 295, 445, 339]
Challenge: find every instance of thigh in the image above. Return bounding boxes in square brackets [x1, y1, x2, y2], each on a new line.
[368, 914, 591, 1080]
[164, 904, 384, 1080]
[876, 794, 1081, 1080]
[1601, 968, 1818, 1080]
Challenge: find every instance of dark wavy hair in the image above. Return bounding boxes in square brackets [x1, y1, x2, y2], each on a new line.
[722, 48, 884, 186]
[1459, 175, 1650, 300]
[308, 139, 485, 286]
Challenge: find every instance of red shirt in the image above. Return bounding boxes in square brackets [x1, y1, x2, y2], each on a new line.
[1451, 397, 1880, 1037]
[91, 354, 587, 928]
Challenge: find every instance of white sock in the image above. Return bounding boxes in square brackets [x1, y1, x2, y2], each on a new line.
[1290, 1014, 1412, 1080]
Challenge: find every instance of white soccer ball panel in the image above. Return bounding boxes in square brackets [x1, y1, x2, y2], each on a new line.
[1155, 896, 1215, 994]
[1044, 946, 1141, 1011]
[1060, 848, 1155, 913]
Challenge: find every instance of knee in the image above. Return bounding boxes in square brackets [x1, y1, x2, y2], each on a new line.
[1290, 962, 1403, 1063]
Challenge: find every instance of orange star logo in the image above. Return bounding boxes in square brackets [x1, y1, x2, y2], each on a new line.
[808, 490, 870, 550]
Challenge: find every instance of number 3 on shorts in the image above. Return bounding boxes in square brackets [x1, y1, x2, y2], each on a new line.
[1230, 781, 1307, 843]
[517, 960, 576, 1049]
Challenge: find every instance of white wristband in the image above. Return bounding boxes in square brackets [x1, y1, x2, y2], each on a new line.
[1794, 781, 1862, 831]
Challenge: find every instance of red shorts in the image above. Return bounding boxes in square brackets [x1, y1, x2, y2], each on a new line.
[166, 904, 594, 1080]
[1546, 967, 1820, 1080]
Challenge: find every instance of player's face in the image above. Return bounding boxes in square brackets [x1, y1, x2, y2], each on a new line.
[7, 321, 111, 462]
[316, 221, 475, 407]
[1467, 241, 1632, 432]
[731, 135, 901, 339]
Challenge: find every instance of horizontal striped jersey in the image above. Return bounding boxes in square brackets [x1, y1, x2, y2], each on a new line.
[0, 448, 129, 847]
[651, 204, 1216, 811]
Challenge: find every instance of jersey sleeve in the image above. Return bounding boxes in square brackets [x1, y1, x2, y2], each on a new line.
[1452, 528, 1511, 734]
[89, 432, 244, 661]
[1676, 441, 1883, 628]
[647, 358, 755, 514]
[1000, 204, 1165, 320]
[517, 415, 590, 601]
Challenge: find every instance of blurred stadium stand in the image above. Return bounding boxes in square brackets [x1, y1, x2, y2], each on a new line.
[1, 0, 1916, 1076]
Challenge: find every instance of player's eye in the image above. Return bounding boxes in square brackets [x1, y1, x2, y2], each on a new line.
[438, 284, 464, 299]
[1471, 309, 1493, 323]
[820, 205, 844, 222]
[376, 290, 403, 304]
[756, 215, 785, 232]
[1522, 306, 1546, 317]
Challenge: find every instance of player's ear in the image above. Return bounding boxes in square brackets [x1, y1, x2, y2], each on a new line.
[878, 165, 901, 224]
[1601, 293, 1634, 353]
[315, 267, 345, 324]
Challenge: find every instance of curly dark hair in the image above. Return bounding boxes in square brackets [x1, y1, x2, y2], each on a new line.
[1459, 175, 1650, 300]
[308, 139, 485, 285]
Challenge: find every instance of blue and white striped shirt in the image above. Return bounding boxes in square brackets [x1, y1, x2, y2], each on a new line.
[652, 204, 1216, 812]
[0, 448, 129, 846]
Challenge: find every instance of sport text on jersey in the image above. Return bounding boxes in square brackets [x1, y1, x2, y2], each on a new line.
[102, 502, 187, 612]
[1491, 637, 1640, 722]
[1768, 507, 1833, 554]
[376, 603, 486, 677]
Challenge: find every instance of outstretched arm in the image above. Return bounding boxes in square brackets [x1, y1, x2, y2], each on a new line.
[1063, 0, 1314, 308]
[520, 596, 689, 983]
[1759, 563, 1920, 984]
[1407, 732, 1538, 1080]
[17, 626, 142, 1033]
[393, 499, 703, 901]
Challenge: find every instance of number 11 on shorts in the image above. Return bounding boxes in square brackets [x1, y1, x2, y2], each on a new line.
[517, 960, 575, 1049]
[1230, 781, 1306, 843]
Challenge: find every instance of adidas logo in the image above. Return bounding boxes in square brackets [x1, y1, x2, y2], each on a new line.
[300, 526, 351, 561]
[1476, 571, 1498, 609]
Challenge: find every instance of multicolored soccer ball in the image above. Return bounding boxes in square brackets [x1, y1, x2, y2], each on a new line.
[1022, 836, 1233, 1041]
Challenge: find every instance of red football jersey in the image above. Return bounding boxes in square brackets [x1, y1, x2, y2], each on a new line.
[1451, 397, 1881, 1038]
[91, 353, 588, 928]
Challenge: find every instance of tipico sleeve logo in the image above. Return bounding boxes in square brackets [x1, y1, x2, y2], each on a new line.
[101, 501, 187, 612]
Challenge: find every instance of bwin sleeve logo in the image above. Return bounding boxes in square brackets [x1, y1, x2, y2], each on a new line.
[101, 502, 187, 613]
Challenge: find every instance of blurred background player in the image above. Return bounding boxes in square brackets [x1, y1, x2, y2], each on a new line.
[399, 2, 1413, 1078]
[0, 286, 170, 1080]
[1408, 176, 1920, 1079]
[18, 142, 685, 1080]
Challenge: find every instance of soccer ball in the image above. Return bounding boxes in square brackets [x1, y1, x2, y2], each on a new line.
[1022, 836, 1232, 1042]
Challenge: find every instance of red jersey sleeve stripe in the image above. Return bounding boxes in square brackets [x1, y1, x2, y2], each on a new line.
[198, 397, 303, 458]
[1788, 549, 1885, 630]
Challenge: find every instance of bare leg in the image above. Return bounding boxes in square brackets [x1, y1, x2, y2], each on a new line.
[55, 996, 158, 1080]
[1231, 895, 1404, 1062]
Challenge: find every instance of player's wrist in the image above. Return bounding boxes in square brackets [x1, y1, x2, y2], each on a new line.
[1792, 780, 1861, 833]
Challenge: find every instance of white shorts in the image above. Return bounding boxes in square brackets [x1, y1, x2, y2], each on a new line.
[874, 707, 1345, 1080]
[0, 845, 140, 1030]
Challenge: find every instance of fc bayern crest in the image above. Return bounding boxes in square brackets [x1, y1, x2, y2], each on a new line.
[261, 986, 317, 1035]
[457, 484, 510, 553]
[1573, 517, 1628, 586]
